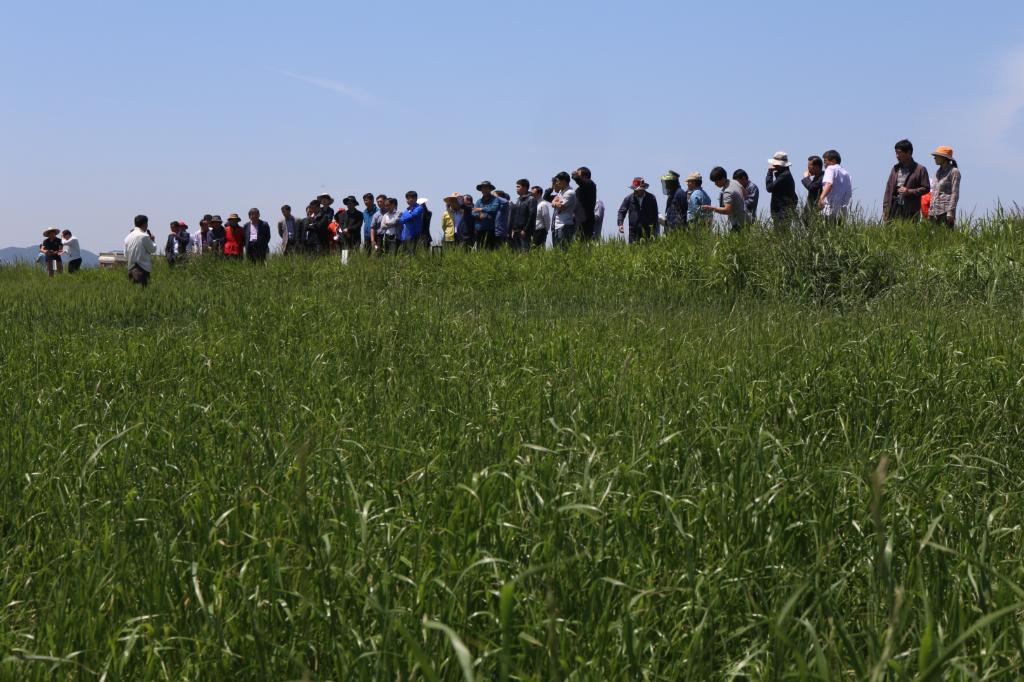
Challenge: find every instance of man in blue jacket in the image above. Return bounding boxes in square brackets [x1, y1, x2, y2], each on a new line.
[398, 191, 425, 252]
[243, 208, 271, 263]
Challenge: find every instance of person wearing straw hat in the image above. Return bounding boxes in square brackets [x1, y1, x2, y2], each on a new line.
[764, 152, 799, 227]
[39, 228, 64, 277]
[441, 193, 462, 246]
[929, 146, 960, 228]
[617, 177, 660, 243]
[223, 213, 245, 258]
[684, 172, 712, 226]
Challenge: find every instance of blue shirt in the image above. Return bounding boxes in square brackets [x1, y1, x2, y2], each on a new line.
[493, 196, 511, 237]
[687, 188, 712, 222]
[362, 205, 376, 240]
[473, 195, 500, 233]
[398, 203, 425, 242]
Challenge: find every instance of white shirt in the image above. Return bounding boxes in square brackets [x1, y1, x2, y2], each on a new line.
[380, 210, 401, 237]
[535, 201, 552, 232]
[124, 228, 157, 272]
[822, 164, 853, 216]
[62, 237, 81, 260]
[553, 188, 577, 230]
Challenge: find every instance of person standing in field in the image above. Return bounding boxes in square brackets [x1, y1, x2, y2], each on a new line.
[338, 196, 363, 251]
[659, 170, 689, 233]
[764, 152, 799, 227]
[278, 205, 299, 254]
[223, 213, 245, 259]
[459, 194, 477, 249]
[398, 191, 426, 253]
[61, 229, 82, 273]
[685, 172, 713, 227]
[165, 221, 189, 266]
[441, 193, 462, 246]
[929, 146, 960, 228]
[492, 190, 512, 248]
[531, 186, 552, 248]
[379, 197, 402, 254]
[818, 150, 853, 219]
[802, 156, 825, 216]
[473, 180, 501, 250]
[361, 194, 377, 254]
[883, 139, 930, 221]
[40, 228, 64, 277]
[243, 208, 271, 263]
[208, 215, 227, 254]
[551, 172, 578, 250]
[510, 179, 538, 251]
[125, 215, 157, 286]
[573, 167, 598, 241]
[369, 195, 387, 254]
[617, 177, 660, 243]
[593, 197, 605, 241]
[701, 167, 750, 232]
[733, 169, 759, 218]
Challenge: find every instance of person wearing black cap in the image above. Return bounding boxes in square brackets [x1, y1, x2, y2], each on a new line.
[337, 196, 363, 250]
[472, 180, 501, 250]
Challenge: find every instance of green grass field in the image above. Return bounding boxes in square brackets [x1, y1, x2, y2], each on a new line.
[3, 220, 1024, 680]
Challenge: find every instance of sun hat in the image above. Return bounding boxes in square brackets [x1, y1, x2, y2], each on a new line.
[210, 215, 223, 224]
[227, 213, 241, 221]
[42, 227, 59, 237]
[316, 193, 333, 201]
[661, 170, 681, 181]
[476, 180, 495, 191]
[685, 172, 703, 183]
[445, 192, 461, 202]
[931, 146, 954, 160]
[629, 177, 650, 190]
[767, 151, 792, 168]
[342, 195, 358, 206]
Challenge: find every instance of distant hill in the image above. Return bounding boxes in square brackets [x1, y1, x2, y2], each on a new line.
[0, 246, 100, 267]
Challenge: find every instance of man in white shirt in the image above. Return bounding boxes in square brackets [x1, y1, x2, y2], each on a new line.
[378, 198, 402, 255]
[550, 171, 578, 251]
[818, 149, 853, 219]
[61, 229, 82, 273]
[530, 186, 552, 249]
[125, 215, 157, 286]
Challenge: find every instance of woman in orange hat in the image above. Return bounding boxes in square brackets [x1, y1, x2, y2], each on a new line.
[930, 146, 960, 227]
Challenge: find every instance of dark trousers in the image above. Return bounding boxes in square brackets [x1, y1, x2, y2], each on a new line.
[476, 230, 498, 250]
[67, 258, 82, 273]
[511, 232, 531, 251]
[579, 217, 596, 240]
[531, 229, 548, 249]
[247, 246, 268, 263]
[628, 224, 657, 244]
[128, 265, 150, 286]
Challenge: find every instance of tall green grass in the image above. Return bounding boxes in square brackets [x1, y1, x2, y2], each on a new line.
[2, 219, 1024, 679]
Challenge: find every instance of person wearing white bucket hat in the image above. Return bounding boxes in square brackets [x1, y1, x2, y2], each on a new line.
[764, 151, 799, 227]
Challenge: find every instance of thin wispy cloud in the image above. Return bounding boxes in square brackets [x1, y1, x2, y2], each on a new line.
[274, 69, 378, 105]
[973, 46, 1024, 147]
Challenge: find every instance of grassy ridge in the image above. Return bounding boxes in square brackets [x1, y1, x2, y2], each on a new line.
[2, 221, 1024, 679]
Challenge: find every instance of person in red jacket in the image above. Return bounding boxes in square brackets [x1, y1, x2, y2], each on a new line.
[223, 213, 244, 258]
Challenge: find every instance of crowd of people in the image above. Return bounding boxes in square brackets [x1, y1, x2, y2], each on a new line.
[38, 140, 962, 286]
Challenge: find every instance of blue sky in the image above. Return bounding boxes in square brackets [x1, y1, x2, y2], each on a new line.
[2, 0, 1022, 250]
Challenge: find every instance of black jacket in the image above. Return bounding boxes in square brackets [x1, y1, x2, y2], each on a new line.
[802, 173, 824, 209]
[243, 220, 271, 253]
[575, 179, 597, 223]
[765, 169, 798, 220]
[510, 194, 538, 233]
[617, 191, 659, 229]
